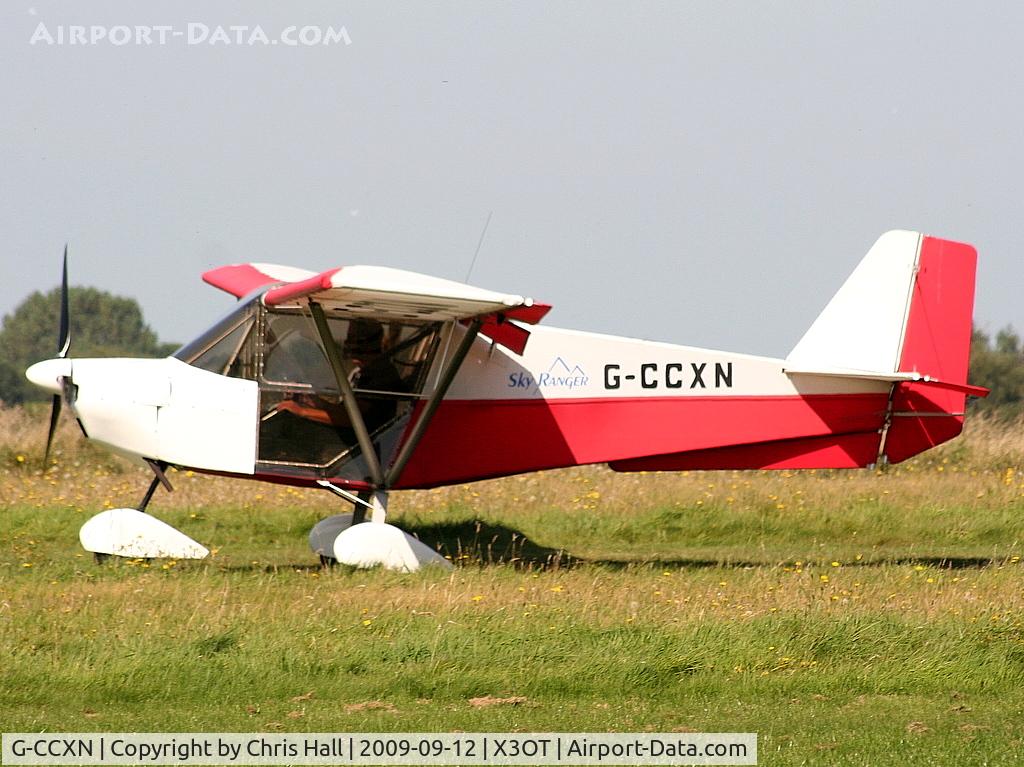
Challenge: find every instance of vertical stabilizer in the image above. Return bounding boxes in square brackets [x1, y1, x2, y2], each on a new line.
[786, 230, 920, 375]
[785, 230, 980, 463]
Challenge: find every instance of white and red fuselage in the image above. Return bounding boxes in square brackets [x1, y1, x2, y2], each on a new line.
[27, 231, 982, 494]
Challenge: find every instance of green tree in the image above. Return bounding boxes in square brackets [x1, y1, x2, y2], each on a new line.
[969, 325, 1024, 417]
[0, 287, 178, 404]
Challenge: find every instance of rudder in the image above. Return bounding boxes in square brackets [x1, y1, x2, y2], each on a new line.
[884, 236, 978, 463]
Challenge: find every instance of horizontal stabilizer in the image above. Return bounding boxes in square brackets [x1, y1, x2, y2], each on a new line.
[785, 367, 990, 398]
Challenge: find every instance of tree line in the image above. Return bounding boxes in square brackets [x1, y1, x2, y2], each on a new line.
[969, 327, 1024, 417]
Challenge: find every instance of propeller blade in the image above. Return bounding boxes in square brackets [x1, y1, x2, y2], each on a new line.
[43, 393, 62, 468]
[58, 244, 70, 358]
[42, 247, 72, 468]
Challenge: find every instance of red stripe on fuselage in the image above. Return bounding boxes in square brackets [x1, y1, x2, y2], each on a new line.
[393, 392, 889, 488]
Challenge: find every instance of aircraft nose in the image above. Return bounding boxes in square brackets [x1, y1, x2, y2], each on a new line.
[25, 358, 72, 394]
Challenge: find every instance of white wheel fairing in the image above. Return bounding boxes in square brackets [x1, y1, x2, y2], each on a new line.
[80, 508, 208, 559]
[332, 523, 452, 571]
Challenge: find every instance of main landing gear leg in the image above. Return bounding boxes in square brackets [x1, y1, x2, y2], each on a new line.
[352, 490, 371, 526]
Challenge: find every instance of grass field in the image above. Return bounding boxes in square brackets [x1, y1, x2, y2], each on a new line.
[2, 407, 1024, 765]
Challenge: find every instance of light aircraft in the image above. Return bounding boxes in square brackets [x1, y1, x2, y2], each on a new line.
[26, 231, 988, 570]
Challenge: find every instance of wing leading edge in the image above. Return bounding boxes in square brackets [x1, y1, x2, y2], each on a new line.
[201, 262, 551, 353]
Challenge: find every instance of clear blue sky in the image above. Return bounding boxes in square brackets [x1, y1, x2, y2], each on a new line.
[2, 1, 1020, 358]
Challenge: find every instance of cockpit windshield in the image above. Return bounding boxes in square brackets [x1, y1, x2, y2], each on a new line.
[173, 301, 257, 378]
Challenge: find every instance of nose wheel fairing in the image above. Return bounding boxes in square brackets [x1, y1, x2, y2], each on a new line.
[80, 508, 209, 560]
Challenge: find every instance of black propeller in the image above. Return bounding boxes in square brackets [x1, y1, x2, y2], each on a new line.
[43, 245, 71, 468]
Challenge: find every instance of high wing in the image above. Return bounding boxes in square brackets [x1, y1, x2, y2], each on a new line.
[202, 263, 551, 354]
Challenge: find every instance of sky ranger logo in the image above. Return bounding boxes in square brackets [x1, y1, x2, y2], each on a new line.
[604, 361, 734, 390]
[508, 357, 590, 393]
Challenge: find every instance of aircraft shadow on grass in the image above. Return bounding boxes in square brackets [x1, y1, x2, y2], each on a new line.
[222, 519, 999, 573]
[404, 522, 1001, 572]
[580, 556, 999, 571]
[404, 519, 574, 569]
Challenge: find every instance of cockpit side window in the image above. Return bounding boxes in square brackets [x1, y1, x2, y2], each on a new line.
[262, 313, 338, 390]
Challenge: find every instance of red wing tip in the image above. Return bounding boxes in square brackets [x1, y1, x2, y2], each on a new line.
[201, 264, 268, 298]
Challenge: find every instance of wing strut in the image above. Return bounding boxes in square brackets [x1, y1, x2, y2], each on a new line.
[308, 305, 481, 494]
[386, 319, 482, 487]
[308, 301, 386, 487]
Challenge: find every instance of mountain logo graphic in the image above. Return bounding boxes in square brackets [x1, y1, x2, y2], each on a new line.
[548, 357, 586, 376]
[534, 357, 589, 390]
